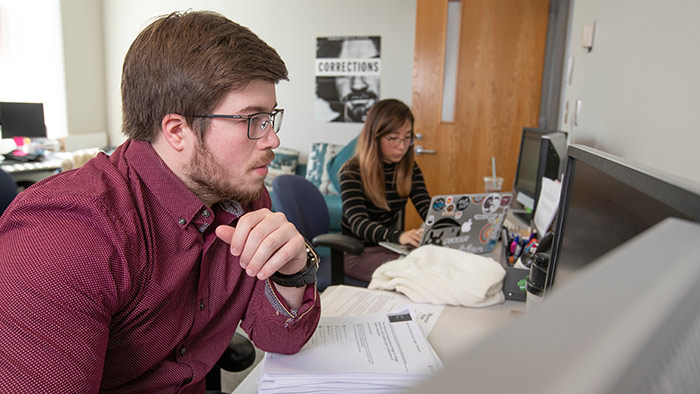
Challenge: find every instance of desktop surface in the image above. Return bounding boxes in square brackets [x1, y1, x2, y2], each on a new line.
[231, 241, 526, 394]
[231, 286, 524, 394]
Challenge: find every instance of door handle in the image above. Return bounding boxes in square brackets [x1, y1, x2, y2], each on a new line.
[414, 145, 437, 155]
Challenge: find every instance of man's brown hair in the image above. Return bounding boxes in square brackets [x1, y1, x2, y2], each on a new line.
[121, 10, 288, 141]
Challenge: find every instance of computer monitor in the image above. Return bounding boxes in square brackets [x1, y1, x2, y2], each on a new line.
[512, 128, 567, 218]
[0, 102, 47, 139]
[546, 144, 700, 290]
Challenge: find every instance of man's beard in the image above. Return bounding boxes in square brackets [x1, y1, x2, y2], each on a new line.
[185, 141, 274, 205]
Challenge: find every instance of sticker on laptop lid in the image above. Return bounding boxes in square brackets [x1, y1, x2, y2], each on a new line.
[456, 196, 470, 210]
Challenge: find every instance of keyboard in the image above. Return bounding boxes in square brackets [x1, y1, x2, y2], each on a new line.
[3, 151, 42, 163]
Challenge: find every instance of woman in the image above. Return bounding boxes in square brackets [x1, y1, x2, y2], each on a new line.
[339, 99, 431, 282]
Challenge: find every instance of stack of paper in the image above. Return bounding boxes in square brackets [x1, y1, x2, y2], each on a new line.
[320, 285, 445, 335]
[258, 311, 443, 393]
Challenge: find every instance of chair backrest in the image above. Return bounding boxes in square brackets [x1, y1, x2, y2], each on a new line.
[0, 168, 18, 215]
[271, 175, 330, 240]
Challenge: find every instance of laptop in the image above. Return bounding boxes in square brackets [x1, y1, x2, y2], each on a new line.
[379, 192, 513, 255]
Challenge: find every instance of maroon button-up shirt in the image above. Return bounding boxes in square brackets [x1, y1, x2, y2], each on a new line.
[0, 140, 320, 393]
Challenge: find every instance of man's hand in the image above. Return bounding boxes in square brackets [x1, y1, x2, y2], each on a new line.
[215, 209, 306, 280]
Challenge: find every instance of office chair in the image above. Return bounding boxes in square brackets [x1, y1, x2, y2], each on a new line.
[271, 175, 366, 290]
[0, 168, 18, 215]
[205, 332, 256, 392]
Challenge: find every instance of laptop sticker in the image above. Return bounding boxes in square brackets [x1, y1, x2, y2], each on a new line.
[432, 198, 446, 211]
[456, 196, 470, 210]
[500, 194, 513, 206]
[482, 194, 502, 214]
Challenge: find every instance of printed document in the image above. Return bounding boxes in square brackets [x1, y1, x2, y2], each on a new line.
[321, 285, 444, 335]
[258, 311, 443, 393]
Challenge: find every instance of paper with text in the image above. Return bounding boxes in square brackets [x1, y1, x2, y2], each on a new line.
[259, 312, 443, 394]
[321, 285, 444, 335]
[534, 177, 562, 236]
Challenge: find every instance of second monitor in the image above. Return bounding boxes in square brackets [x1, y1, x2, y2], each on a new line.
[511, 127, 567, 223]
[0, 102, 47, 140]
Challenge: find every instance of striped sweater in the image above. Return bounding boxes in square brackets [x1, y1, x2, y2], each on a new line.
[340, 158, 431, 245]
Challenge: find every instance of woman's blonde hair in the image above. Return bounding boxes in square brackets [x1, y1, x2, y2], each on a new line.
[353, 99, 415, 210]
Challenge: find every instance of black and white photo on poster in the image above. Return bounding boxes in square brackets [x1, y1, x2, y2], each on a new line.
[315, 36, 381, 123]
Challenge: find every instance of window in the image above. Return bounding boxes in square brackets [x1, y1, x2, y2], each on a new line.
[0, 0, 67, 138]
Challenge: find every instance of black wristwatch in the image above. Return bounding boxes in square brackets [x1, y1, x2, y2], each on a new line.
[269, 241, 319, 287]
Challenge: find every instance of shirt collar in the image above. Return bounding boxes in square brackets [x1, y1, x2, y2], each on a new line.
[123, 140, 206, 227]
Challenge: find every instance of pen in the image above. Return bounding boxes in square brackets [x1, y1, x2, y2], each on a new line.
[514, 241, 523, 258]
[502, 229, 512, 261]
[505, 230, 513, 247]
[524, 239, 537, 253]
[527, 230, 536, 245]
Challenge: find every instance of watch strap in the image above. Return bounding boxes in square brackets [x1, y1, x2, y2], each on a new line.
[269, 241, 319, 288]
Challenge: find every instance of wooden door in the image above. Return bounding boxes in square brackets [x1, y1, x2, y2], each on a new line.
[407, 0, 549, 229]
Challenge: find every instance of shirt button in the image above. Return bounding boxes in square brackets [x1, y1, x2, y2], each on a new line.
[199, 301, 205, 311]
[179, 346, 187, 356]
[178, 218, 186, 225]
[202, 210, 211, 218]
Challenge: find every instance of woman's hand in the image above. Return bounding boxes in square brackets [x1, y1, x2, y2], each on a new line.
[399, 228, 424, 247]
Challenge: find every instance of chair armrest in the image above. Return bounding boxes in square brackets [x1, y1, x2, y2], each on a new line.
[312, 233, 364, 255]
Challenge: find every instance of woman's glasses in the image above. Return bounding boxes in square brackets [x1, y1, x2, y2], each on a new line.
[383, 135, 414, 148]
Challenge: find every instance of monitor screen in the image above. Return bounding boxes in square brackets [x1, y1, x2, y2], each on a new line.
[512, 128, 567, 212]
[547, 145, 700, 290]
[0, 102, 47, 139]
[514, 132, 540, 199]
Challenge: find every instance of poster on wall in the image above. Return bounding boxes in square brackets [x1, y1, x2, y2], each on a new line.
[315, 36, 381, 123]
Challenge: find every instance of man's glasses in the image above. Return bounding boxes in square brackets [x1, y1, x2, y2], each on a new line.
[383, 135, 414, 148]
[192, 109, 284, 140]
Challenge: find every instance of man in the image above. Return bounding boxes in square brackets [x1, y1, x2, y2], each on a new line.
[0, 10, 320, 393]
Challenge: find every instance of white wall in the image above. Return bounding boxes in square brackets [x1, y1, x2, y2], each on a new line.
[60, 0, 109, 150]
[559, 0, 700, 184]
[102, 0, 417, 162]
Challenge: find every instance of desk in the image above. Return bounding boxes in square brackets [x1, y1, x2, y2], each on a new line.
[231, 285, 525, 394]
[1, 148, 102, 190]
